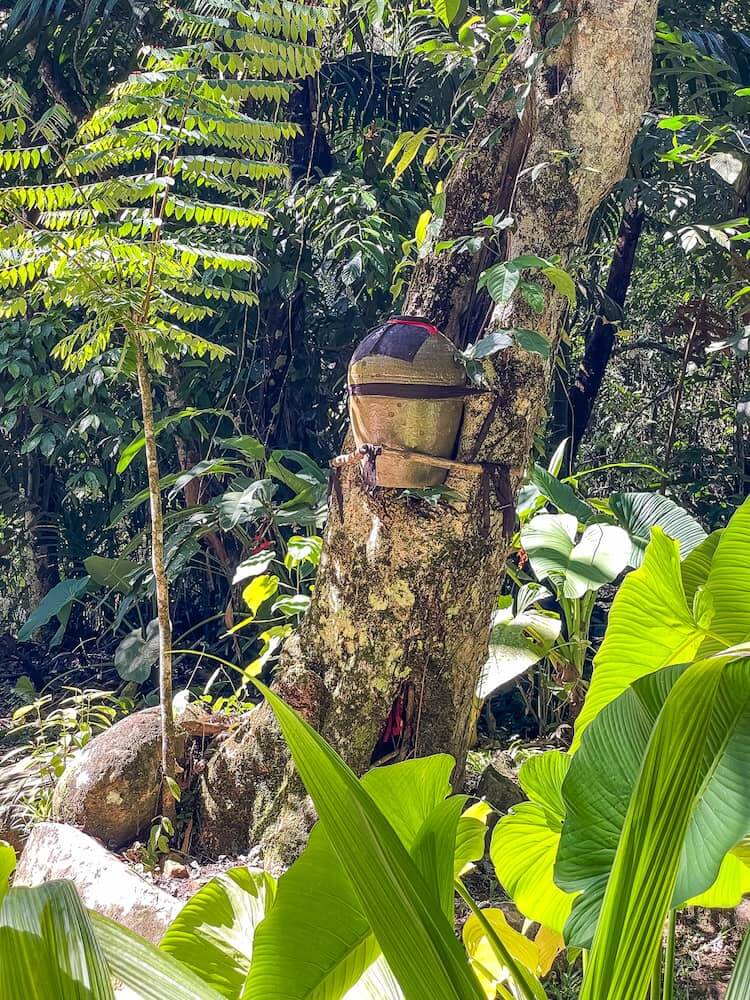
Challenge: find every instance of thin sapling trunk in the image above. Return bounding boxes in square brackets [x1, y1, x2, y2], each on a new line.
[135, 340, 177, 822]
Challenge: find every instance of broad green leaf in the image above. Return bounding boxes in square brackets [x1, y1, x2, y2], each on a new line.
[285, 535, 323, 568]
[572, 529, 707, 750]
[463, 909, 539, 998]
[91, 911, 224, 1000]
[394, 128, 431, 178]
[272, 594, 311, 616]
[433, 0, 460, 28]
[0, 842, 15, 900]
[114, 619, 159, 683]
[528, 465, 593, 523]
[491, 752, 576, 934]
[160, 868, 275, 999]
[116, 408, 223, 474]
[579, 659, 731, 1000]
[609, 492, 707, 567]
[455, 801, 492, 878]
[560, 659, 750, 952]
[0, 881, 114, 999]
[242, 574, 278, 617]
[248, 682, 485, 1000]
[232, 550, 277, 585]
[83, 555, 139, 593]
[513, 329, 550, 358]
[342, 956, 403, 999]
[17, 577, 91, 643]
[685, 841, 750, 908]
[477, 592, 561, 700]
[697, 497, 750, 655]
[246, 756, 467, 999]
[463, 331, 514, 361]
[542, 266, 576, 306]
[480, 264, 520, 304]
[521, 515, 629, 599]
[219, 435, 266, 462]
[681, 529, 722, 606]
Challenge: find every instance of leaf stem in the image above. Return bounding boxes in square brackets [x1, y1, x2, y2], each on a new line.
[663, 910, 676, 1000]
[454, 878, 546, 1000]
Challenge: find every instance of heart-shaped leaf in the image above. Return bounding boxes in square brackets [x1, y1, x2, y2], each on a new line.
[114, 619, 159, 683]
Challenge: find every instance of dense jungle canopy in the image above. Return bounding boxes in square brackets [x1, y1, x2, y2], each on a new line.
[0, 0, 749, 997]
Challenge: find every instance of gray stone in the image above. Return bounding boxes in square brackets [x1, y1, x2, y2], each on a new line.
[476, 754, 525, 814]
[51, 707, 183, 848]
[14, 822, 182, 944]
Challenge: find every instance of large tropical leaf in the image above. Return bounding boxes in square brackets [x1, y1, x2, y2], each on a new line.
[463, 909, 540, 999]
[91, 912, 225, 1000]
[490, 752, 576, 935]
[247, 681, 485, 1000]
[0, 880, 114, 999]
[609, 491, 707, 566]
[159, 868, 276, 999]
[684, 840, 750, 908]
[246, 756, 469, 1000]
[578, 658, 736, 1000]
[342, 956, 404, 999]
[17, 576, 91, 643]
[476, 587, 561, 700]
[697, 497, 750, 655]
[681, 529, 722, 605]
[527, 466, 594, 523]
[572, 529, 709, 750]
[559, 658, 750, 952]
[521, 515, 629, 600]
[83, 555, 139, 594]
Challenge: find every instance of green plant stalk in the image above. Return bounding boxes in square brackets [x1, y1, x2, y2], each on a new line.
[650, 945, 661, 1000]
[454, 878, 546, 1000]
[663, 910, 676, 1000]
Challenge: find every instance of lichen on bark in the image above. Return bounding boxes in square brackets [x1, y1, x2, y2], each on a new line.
[199, 0, 659, 860]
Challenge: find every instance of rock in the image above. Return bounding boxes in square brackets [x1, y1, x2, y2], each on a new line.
[199, 649, 325, 860]
[498, 900, 525, 932]
[51, 707, 184, 848]
[162, 858, 189, 879]
[476, 754, 525, 814]
[14, 822, 182, 943]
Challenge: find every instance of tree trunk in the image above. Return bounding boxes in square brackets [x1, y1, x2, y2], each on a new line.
[200, 0, 658, 860]
[135, 342, 177, 822]
[567, 195, 645, 460]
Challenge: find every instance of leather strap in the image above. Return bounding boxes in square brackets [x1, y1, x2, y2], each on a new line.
[350, 382, 486, 399]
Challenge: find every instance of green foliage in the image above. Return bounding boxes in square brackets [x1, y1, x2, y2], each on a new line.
[161, 868, 276, 997]
[0, 0, 330, 376]
[0, 872, 115, 999]
[575, 497, 750, 745]
[0, 687, 132, 837]
[249, 680, 486, 1000]
[492, 499, 750, 999]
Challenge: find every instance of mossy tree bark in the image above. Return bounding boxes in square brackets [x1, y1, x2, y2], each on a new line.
[200, 0, 659, 859]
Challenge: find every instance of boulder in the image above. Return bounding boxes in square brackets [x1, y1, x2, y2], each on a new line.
[51, 707, 183, 848]
[476, 754, 525, 814]
[14, 822, 182, 943]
